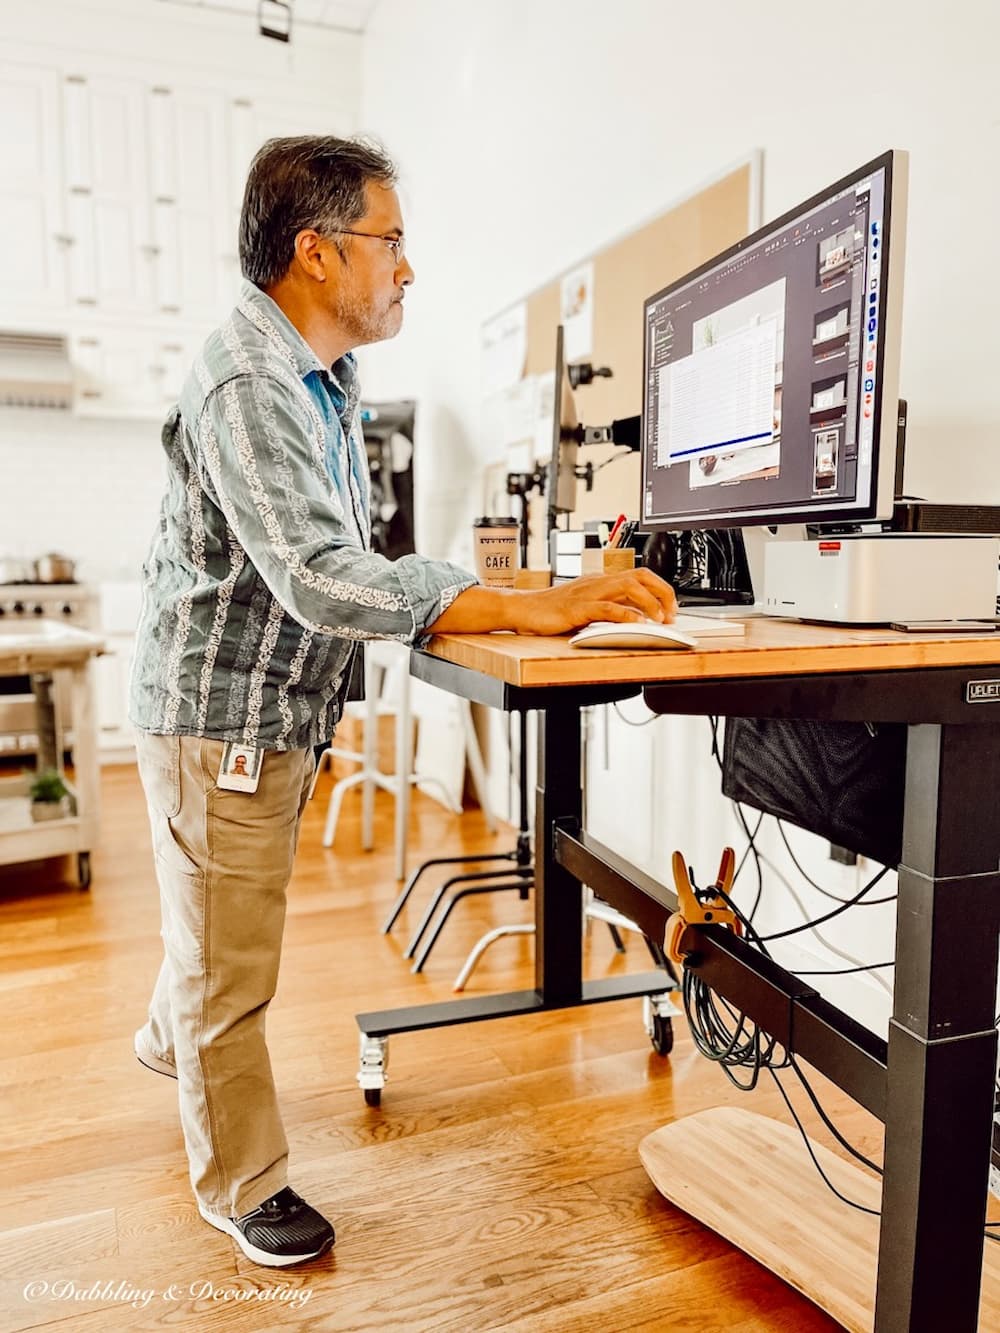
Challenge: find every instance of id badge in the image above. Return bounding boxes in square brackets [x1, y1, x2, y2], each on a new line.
[218, 741, 263, 793]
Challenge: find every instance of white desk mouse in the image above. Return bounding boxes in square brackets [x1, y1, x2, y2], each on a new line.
[568, 620, 697, 650]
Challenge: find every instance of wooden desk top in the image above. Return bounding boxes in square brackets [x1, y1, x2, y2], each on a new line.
[423, 617, 1000, 689]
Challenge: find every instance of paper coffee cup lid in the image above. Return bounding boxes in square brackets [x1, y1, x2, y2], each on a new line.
[473, 516, 518, 526]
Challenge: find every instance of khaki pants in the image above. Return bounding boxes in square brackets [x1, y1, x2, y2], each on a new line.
[134, 731, 315, 1219]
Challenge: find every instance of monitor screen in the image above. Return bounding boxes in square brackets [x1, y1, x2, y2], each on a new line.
[641, 150, 907, 530]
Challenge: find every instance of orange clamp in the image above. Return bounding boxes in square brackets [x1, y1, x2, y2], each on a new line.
[665, 847, 743, 964]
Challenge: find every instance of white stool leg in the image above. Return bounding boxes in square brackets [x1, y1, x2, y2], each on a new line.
[361, 653, 379, 850]
[323, 769, 367, 847]
[453, 923, 535, 992]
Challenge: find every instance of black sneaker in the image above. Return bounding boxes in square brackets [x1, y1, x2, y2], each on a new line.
[199, 1187, 335, 1266]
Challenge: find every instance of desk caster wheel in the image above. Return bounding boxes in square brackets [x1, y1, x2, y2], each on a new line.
[650, 1013, 674, 1056]
[357, 1032, 388, 1105]
[644, 992, 676, 1058]
[77, 852, 91, 890]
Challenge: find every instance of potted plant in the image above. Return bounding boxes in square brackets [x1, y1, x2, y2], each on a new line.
[29, 769, 71, 822]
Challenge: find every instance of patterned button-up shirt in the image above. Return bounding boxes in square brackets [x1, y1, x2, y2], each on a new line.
[129, 281, 476, 751]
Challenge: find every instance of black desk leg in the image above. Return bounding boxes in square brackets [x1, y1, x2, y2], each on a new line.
[875, 723, 1000, 1332]
[535, 702, 584, 1005]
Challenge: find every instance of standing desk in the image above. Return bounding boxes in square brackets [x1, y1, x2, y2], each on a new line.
[356, 619, 1000, 1333]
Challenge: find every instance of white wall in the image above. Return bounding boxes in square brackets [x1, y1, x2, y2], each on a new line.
[0, 410, 169, 583]
[0, 0, 363, 582]
[358, 0, 1000, 563]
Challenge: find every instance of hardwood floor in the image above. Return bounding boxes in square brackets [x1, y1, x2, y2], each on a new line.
[0, 762, 882, 1331]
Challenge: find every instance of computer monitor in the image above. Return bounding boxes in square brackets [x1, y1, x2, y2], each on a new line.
[640, 150, 908, 531]
[545, 324, 581, 531]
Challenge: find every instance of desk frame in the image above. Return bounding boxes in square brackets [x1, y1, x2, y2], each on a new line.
[357, 647, 1000, 1333]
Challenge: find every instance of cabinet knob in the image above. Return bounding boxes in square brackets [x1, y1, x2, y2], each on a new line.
[141, 244, 161, 258]
[53, 233, 76, 247]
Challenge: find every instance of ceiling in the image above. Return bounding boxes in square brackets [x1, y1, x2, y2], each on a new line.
[157, 0, 381, 35]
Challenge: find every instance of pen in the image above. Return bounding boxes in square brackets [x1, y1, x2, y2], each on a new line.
[598, 522, 610, 548]
[607, 514, 627, 548]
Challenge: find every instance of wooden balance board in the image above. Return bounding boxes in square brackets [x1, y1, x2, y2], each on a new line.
[639, 1107, 1000, 1332]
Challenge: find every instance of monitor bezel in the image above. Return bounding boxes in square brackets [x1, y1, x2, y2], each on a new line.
[544, 323, 580, 527]
[640, 149, 908, 532]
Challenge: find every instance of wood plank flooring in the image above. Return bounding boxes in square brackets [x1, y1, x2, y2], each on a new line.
[0, 762, 883, 1331]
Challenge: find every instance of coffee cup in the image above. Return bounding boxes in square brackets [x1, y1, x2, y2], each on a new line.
[473, 516, 520, 589]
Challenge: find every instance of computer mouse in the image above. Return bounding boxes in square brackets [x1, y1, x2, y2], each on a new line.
[568, 620, 697, 650]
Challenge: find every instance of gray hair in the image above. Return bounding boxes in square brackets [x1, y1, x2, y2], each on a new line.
[238, 134, 398, 288]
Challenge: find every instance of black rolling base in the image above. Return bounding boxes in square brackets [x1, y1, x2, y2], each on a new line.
[357, 970, 673, 1038]
[354, 971, 677, 1106]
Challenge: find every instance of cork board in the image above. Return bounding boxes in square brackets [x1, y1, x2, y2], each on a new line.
[487, 158, 758, 563]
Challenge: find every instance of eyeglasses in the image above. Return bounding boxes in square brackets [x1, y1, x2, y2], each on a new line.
[330, 230, 405, 264]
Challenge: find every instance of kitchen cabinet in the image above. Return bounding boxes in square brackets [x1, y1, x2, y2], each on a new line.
[148, 84, 232, 322]
[62, 72, 153, 315]
[94, 631, 135, 758]
[72, 328, 201, 417]
[0, 62, 68, 310]
[94, 583, 141, 759]
[0, 50, 349, 418]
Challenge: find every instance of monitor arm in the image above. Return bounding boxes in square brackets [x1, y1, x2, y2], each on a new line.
[566, 413, 641, 451]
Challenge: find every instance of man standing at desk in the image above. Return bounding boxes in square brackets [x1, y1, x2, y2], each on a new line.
[128, 134, 676, 1268]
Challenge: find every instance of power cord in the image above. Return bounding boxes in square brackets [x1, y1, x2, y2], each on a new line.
[766, 1066, 881, 1218]
[751, 851, 895, 993]
[709, 717, 766, 919]
[777, 820, 898, 907]
[758, 865, 891, 943]
[611, 701, 658, 728]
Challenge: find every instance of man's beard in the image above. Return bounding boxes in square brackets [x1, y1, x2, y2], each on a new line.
[334, 285, 401, 347]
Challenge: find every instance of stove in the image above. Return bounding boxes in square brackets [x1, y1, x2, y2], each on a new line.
[0, 584, 98, 756]
[0, 583, 98, 628]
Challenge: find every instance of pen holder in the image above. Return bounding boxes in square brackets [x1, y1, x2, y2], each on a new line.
[578, 549, 634, 575]
[581, 547, 636, 575]
[602, 548, 636, 573]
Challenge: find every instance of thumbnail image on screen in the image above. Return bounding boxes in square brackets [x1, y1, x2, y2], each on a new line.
[641, 151, 904, 529]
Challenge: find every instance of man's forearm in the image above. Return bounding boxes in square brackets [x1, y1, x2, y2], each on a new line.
[425, 586, 529, 635]
[424, 570, 677, 639]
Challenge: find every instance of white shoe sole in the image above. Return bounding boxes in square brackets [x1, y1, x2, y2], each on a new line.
[198, 1206, 333, 1267]
[133, 1031, 178, 1080]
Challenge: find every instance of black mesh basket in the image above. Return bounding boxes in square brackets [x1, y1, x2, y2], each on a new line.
[721, 717, 907, 868]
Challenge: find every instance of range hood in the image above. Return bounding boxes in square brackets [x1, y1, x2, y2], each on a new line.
[0, 331, 74, 409]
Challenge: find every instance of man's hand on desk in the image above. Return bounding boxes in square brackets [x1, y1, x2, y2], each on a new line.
[425, 570, 677, 637]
